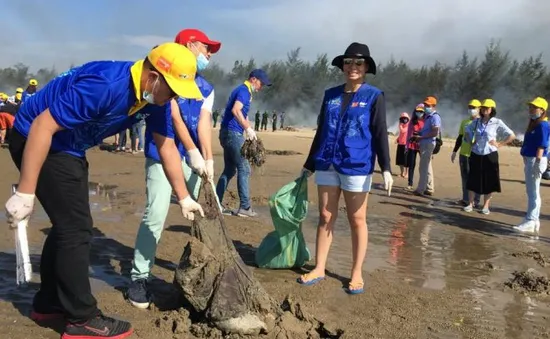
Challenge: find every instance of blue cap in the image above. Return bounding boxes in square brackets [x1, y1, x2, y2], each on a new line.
[249, 69, 272, 86]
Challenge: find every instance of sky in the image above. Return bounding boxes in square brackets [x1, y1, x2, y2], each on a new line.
[3, 0, 550, 72]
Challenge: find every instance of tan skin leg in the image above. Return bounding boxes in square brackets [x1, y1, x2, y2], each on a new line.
[300, 185, 340, 281]
[343, 190, 369, 290]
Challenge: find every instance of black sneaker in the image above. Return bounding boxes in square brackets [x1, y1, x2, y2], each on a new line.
[62, 314, 132, 339]
[126, 279, 151, 309]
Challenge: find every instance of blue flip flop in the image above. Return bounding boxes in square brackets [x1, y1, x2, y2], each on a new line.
[297, 275, 325, 286]
[344, 282, 364, 295]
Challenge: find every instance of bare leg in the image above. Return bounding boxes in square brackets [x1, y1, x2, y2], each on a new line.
[482, 194, 492, 210]
[343, 190, 369, 290]
[300, 185, 340, 282]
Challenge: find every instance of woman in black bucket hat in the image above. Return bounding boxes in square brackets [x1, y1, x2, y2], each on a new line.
[299, 42, 392, 295]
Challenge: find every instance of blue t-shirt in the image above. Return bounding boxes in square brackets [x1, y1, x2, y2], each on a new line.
[521, 121, 550, 157]
[144, 75, 213, 162]
[220, 82, 252, 133]
[419, 112, 442, 146]
[14, 61, 163, 157]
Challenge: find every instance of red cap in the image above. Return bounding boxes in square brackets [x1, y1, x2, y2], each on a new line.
[174, 29, 221, 54]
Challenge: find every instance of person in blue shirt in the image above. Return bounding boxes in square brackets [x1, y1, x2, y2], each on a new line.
[21, 78, 39, 104]
[3, 42, 204, 339]
[412, 95, 441, 196]
[127, 28, 223, 310]
[514, 97, 549, 234]
[298, 42, 393, 295]
[215, 69, 272, 217]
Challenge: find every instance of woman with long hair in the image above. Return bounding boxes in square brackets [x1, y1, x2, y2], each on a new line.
[299, 42, 393, 294]
[405, 104, 425, 190]
[462, 99, 515, 214]
[514, 97, 549, 234]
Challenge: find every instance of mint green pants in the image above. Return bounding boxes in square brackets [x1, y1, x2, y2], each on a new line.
[130, 157, 220, 281]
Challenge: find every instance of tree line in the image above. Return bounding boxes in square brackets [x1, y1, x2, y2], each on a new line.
[1, 40, 548, 134]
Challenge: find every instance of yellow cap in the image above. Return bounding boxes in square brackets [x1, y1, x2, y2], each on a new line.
[16, 87, 23, 93]
[0, 93, 5, 99]
[481, 99, 496, 108]
[468, 99, 481, 107]
[15, 93, 22, 100]
[29, 79, 38, 86]
[528, 97, 548, 111]
[147, 42, 201, 99]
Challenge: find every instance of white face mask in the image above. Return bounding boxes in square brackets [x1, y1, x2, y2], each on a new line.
[469, 109, 478, 117]
[531, 113, 542, 120]
[143, 78, 159, 104]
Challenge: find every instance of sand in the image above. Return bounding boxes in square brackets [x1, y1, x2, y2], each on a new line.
[0, 128, 549, 339]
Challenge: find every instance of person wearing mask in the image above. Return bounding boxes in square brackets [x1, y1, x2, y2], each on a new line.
[514, 97, 549, 233]
[452, 99, 481, 207]
[298, 42, 393, 295]
[21, 79, 39, 104]
[127, 29, 222, 309]
[463, 99, 515, 214]
[396, 112, 410, 178]
[4, 43, 204, 339]
[261, 110, 269, 130]
[216, 69, 272, 217]
[9, 87, 23, 105]
[412, 96, 441, 196]
[405, 104, 425, 190]
[254, 110, 261, 131]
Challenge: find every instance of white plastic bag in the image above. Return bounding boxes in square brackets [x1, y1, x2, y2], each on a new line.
[12, 184, 32, 285]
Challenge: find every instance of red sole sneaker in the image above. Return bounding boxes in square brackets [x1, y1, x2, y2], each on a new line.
[61, 328, 133, 339]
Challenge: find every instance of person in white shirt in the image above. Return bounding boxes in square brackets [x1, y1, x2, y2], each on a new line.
[462, 99, 515, 215]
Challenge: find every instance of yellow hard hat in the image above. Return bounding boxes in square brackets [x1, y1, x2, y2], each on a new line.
[29, 79, 38, 86]
[468, 99, 481, 107]
[16, 87, 23, 93]
[528, 97, 548, 111]
[480, 99, 496, 108]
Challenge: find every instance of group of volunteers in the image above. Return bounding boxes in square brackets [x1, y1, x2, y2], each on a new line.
[0, 80, 39, 144]
[2, 21, 547, 339]
[395, 96, 549, 235]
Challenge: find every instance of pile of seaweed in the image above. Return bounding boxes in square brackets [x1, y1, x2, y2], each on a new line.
[241, 139, 266, 167]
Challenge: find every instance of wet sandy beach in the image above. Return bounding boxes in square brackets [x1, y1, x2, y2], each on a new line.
[0, 128, 549, 339]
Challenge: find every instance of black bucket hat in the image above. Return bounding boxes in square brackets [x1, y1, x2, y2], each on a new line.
[331, 42, 377, 75]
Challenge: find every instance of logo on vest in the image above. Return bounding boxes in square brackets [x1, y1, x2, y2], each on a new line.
[351, 101, 368, 108]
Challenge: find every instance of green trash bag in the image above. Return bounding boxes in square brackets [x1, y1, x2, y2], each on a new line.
[255, 174, 311, 269]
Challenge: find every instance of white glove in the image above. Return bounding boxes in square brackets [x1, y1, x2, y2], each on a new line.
[300, 168, 313, 178]
[245, 127, 257, 141]
[205, 159, 214, 181]
[451, 152, 457, 163]
[382, 171, 393, 197]
[5, 191, 35, 229]
[187, 148, 206, 176]
[178, 196, 204, 221]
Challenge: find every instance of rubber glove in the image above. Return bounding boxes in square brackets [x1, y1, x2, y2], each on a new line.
[178, 196, 204, 221]
[300, 168, 313, 178]
[451, 152, 457, 163]
[205, 159, 215, 181]
[187, 148, 206, 176]
[383, 171, 393, 197]
[245, 127, 257, 141]
[5, 191, 35, 229]
[533, 159, 545, 180]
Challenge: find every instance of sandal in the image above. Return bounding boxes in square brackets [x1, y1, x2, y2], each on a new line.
[345, 281, 364, 295]
[296, 273, 325, 286]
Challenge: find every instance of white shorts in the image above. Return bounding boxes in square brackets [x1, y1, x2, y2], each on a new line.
[314, 166, 372, 192]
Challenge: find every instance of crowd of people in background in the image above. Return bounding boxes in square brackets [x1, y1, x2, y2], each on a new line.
[0, 79, 39, 143]
[396, 96, 549, 234]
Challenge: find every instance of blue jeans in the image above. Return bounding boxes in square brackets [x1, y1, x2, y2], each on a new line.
[216, 129, 251, 209]
[131, 121, 144, 150]
[524, 156, 548, 221]
[459, 155, 480, 204]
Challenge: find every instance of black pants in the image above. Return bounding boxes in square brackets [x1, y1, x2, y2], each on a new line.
[407, 149, 419, 187]
[9, 130, 99, 323]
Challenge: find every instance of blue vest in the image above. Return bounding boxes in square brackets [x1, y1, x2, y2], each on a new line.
[314, 83, 382, 175]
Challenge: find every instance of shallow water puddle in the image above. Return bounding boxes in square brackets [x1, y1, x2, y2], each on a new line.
[253, 205, 550, 339]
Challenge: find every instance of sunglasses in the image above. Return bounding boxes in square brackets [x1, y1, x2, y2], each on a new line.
[343, 58, 365, 66]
